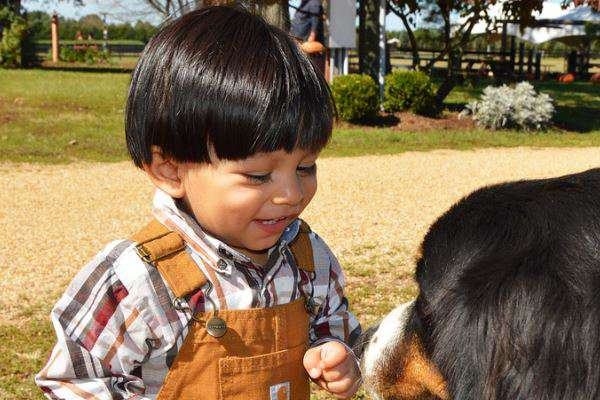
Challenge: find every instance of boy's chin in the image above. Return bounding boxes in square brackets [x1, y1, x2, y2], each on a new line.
[245, 239, 278, 253]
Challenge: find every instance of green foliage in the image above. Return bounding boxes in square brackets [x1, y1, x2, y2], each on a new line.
[54, 44, 110, 64]
[26, 11, 158, 43]
[383, 70, 437, 116]
[36, 39, 144, 46]
[330, 74, 380, 123]
[0, 6, 29, 67]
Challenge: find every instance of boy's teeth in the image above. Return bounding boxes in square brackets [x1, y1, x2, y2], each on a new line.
[260, 217, 285, 225]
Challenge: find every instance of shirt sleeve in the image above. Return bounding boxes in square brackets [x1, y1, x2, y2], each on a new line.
[307, 234, 362, 348]
[307, 4, 322, 34]
[35, 241, 154, 400]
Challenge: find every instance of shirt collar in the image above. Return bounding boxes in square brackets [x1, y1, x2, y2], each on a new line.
[151, 189, 300, 275]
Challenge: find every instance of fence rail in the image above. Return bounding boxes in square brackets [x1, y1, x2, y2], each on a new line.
[34, 43, 145, 57]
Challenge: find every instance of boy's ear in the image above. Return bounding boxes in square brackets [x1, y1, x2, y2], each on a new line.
[143, 146, 186, 199]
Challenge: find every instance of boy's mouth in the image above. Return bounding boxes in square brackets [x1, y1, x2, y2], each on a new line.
[257, 216, 287, 225]
[253, 216, 292, 235]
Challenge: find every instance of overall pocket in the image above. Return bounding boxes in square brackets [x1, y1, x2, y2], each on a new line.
[219, 342, 309, 400]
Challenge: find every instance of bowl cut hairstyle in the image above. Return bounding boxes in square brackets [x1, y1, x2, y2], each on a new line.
[125, 5, 335, 168]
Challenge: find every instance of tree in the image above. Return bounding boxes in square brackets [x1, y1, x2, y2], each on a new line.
[142, 0, 290, 31]
[358, 0, 380, 80]
[381, 0, 600, 108]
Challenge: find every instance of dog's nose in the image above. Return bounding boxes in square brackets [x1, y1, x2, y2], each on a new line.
[352, 323, 380, 360]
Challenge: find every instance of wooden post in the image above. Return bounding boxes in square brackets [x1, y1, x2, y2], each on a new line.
[567, 50, 577, 74]
[51, 14, 59, 63]
[518, 42, 524, 78]
[509, 36, 516, 79]
[534, 51, 541, 80]
[527, 49, 533, 74]
[500, 21, 507, 62]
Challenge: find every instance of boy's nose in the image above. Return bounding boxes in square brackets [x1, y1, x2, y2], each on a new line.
[272, 176, 304, 206]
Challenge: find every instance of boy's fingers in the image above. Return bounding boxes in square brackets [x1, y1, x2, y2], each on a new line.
[332, 381, 361, 400]
[303, 346, 322, 379]
[322, 375, 355, 395]
[319, 341, 349, 369]
[321, 360, 351, 382]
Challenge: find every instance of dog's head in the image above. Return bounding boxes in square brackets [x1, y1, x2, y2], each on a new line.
[357, 169, 600, 400]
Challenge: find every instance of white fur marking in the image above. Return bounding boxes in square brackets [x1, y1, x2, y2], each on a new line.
[362, 300, 415, 398]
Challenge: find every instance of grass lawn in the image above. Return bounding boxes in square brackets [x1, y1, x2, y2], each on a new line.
[1, 68, 600, 164]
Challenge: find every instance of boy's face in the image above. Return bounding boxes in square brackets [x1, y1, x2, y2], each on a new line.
[178, 148, 319, 258]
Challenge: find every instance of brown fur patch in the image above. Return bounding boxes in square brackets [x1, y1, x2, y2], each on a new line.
[378, 335, 448, 400]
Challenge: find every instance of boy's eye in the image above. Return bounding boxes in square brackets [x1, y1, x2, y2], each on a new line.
[297, 164, 317, 176]
[243, 173, 271, 184]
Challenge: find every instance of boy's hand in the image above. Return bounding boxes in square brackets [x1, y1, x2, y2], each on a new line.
[303, 341, 362, 399]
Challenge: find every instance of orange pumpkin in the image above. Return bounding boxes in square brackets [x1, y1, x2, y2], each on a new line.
[591, 73, 600, 84]
[300, 41, 325, 54]
[558, 73, 575, 83]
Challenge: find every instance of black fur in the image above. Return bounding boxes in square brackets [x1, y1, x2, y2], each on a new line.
[416, 168, 600, 399]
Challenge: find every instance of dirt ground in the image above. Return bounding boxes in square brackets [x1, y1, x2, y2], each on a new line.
[336, 111, 476, 132]
[2, 147, 600, 328]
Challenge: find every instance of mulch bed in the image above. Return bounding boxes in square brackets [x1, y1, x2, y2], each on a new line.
[335, 111, 476, 132]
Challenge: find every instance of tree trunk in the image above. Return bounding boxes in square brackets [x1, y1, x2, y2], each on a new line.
[434, 76, 457, 108]
[358, 0, 379, 81]
[256, 1, 290, 32]
[390, 5, 420, 70]
[434, 4, 455, 108]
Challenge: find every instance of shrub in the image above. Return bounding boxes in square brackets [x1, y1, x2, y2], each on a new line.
[0, 6, 29, 67]
[459, 81, 554, 131]
[383, 70, 437, 116]
[330, 74, 380, 123]
[57, 45, 110, 64]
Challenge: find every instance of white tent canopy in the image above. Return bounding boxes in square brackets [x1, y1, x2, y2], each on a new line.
[466, 2, 599, 44]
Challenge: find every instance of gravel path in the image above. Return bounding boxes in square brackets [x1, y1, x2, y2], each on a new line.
[2, 147, 600, 325]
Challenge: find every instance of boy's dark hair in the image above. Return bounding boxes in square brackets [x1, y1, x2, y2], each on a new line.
[125, 5, 335, 168]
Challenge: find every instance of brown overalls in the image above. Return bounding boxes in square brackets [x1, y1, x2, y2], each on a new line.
[131, 220, 316, 400]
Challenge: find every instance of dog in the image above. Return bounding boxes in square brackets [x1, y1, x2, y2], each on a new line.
[355, 169, 600, 400]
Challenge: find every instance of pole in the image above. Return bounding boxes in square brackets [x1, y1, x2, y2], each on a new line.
[51, 13, 59, 63]
[509, 36, 516, 79]
[329, 48, 335, 82]
[518, 42, 525, 78]
[378, 0, 386, 110]
[343, 48, 349, 75]
[101, 13, 108, 53]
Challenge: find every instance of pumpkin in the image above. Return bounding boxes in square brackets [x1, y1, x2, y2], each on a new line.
[591, 73, 600, 84]
[558, 73, 575, 83]
[300, 41, 325, 54]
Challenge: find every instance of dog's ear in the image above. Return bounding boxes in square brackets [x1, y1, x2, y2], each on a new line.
[387, 334, 448, 400]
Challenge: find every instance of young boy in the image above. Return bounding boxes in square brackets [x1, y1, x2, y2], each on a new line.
[36, 5, 361, 400]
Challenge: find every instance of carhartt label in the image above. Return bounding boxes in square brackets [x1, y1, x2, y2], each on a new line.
[270, 382, 290, 400]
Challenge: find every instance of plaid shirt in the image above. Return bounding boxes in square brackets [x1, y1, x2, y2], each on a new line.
[35, 190, 361, 399]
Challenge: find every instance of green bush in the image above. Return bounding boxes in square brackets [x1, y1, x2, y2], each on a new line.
[56, 45, 110, 64]
[0, 6, 29, 67]
[383, 70, 437, 116]
[330, 74, 380, 123]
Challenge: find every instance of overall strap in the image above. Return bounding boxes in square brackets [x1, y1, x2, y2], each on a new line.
[289, 220, 315, 273]
[130, 220, 207, 298]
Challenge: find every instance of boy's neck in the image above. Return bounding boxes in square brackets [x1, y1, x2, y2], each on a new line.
[233, 247, 270, 267]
